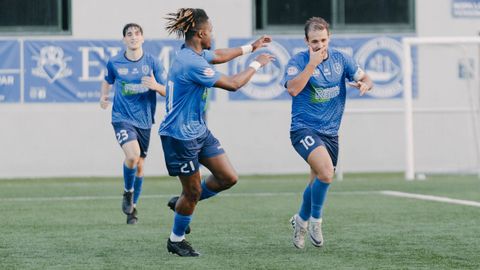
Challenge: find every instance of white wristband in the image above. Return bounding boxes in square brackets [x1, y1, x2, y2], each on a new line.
[249, 61, 262, 71]
[241, 44, 253, 55]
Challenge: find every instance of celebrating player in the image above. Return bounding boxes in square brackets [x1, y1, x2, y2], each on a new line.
[161, 8, 274, 256]
[283, 17, 373, 249]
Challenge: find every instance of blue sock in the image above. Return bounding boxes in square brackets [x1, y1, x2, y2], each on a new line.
[172, 212, 192, 237]
[199, 179, 218, 201]
[133, 176, 143, 204]
[298, 183, 312, 221]
[311, 177, 330, 219]
[123, 163, 136, 191]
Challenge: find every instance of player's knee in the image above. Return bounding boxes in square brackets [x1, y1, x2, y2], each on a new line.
[184, 186, 202, 202]
[125, 156, 140, 167]
[224, 173, 238, 188]
[316, 169, 334, 183]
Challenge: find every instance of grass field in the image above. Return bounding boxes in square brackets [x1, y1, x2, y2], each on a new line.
[1, 173, 479, 269]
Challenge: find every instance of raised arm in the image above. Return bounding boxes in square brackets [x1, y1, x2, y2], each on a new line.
[214, 53, 274, 91]
[211, 35, 272, 65]
[286, 46, 325, 97]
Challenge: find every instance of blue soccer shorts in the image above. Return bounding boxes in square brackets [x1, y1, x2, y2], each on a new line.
[290, 128, 339, 167]
[160, 129, 225, 176]
[112, 122, 151, 158]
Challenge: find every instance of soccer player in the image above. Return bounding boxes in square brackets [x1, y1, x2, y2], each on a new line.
[100, 23, 166, 225]
[283, 17, 373, 249]
[161, 8, 274, 257]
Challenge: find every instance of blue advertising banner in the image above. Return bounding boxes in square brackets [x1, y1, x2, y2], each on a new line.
[452, 0, 480, 17]
[23, 39, 182, 103]
[0, 40, 21, 103]
[228, 36, 413, 100]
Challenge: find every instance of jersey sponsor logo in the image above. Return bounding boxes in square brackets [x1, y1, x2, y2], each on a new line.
[117, 68, 128, 75]
[323, 67, 331, 76]
[121, 82, 149, 95]
[32, 46, 72, 83]
[203, 67, 215, 77]
[310, 84, 340, 102]
[132, 68, 139, 74]
[355, 37, 403, 98]
[232, 40, 290, 99]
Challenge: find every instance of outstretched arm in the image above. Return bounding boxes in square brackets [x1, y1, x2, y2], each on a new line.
[348, 71, 374, 96]
[214, 53, 274, 91]
[211, 35, 272, 65]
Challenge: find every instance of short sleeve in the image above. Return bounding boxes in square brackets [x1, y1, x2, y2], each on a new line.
[202, 49, 215, 64]
[104, 60, 115, 84]
[342, 53, 360, 81]
[187, 57, 221, 88]
[282, 55, 304, 88]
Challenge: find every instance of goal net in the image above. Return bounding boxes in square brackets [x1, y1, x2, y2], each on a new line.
[402, 37, 480, 180]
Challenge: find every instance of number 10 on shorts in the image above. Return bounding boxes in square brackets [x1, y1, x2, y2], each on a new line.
[300, 135, 315, 150]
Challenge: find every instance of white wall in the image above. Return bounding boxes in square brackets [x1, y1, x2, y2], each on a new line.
[1, 0, 479, 178]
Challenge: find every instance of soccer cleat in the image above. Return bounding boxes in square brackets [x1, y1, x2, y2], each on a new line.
[309, 219, 324, 247]
[126, 207, 138, 225]
[167, 196, 191, 234]
[122, 191, 134, 214]
[290, 214, 308, 249]
[167, 239, 200, 257]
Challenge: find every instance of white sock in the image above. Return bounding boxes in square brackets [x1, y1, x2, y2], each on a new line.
[169, 232, 185, 242]
[296, 215, 308, 228]
[310, 217, 322, 223]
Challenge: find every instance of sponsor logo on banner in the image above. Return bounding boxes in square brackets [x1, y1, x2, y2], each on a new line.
[232, 40, 290, 100]
[355, 37, 403, 98]
[32, 46, 72, 83]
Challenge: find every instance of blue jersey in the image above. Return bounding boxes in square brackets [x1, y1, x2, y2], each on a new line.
[105, 51, 167, 129]
[282, 48, 359, 136]
[158, 45, 221, 140]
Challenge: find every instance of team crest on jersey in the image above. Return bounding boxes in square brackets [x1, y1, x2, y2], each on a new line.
[333, 62, 342, 75]
[203, 68, 215, 77]
[142, 65, 150, 75]
[355, 37, 403, 98]
[117, 68, 128, 75]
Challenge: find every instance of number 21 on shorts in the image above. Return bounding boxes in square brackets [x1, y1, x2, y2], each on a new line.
[180, 161, 195, 174]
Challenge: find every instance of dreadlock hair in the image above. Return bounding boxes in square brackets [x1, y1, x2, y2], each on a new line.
[122, 23, 143, 37]
[165, 8, 209, 40]
[304, 17, 330, 40]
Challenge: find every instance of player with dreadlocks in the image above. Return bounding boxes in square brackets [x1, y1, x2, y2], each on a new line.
[160, 8, 274, 256]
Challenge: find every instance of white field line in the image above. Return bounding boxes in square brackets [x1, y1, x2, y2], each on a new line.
[380, 190, 480, 207]
[0, 191, 377, 203]
[3, 190, 480, 208]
